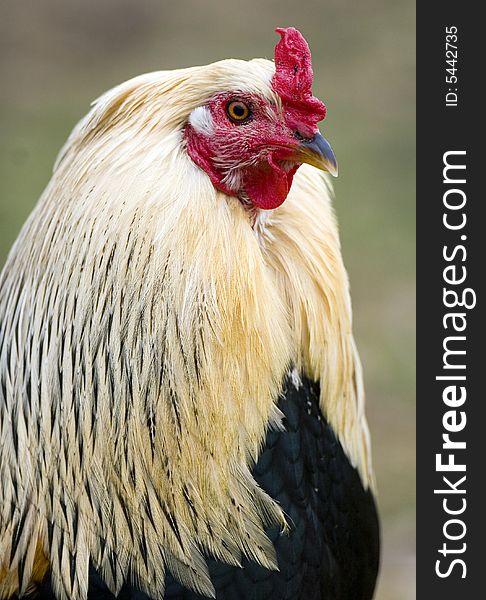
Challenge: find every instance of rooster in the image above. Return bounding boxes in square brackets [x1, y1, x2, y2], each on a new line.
[0, 28, 379, 600]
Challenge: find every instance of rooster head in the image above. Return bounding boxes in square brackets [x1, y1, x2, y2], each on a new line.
[185, 27, 337, 210]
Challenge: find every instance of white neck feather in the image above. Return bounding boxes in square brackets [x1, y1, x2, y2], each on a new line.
[0, 64, 373, 599]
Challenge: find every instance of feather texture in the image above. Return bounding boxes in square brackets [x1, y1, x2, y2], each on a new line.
[0, 58, 373, 599]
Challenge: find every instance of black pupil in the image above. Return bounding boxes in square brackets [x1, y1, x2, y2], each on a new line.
[232, 103, 246, 117]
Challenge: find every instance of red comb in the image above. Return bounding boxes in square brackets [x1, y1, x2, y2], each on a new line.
[272, 27, 326, 136]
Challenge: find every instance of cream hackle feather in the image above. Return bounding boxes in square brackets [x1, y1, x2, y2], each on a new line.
[0, 58, 374, 600]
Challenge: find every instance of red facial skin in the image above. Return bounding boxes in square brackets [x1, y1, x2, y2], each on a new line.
[185, 92, 302, 210]
[185, 28, 327, 211]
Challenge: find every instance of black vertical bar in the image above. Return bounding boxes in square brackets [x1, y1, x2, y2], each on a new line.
[417, 4, 483, 598]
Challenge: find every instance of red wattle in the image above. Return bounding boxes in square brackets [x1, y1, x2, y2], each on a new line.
[244, 160, 298, 210]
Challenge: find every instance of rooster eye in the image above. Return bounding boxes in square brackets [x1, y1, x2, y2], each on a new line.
[226, 101, 251, 123]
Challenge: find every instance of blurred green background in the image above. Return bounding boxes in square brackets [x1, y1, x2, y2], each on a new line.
[0, 1, 415, 598]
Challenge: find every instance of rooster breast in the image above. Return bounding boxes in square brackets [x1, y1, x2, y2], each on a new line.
[32, 373, 379, 600]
